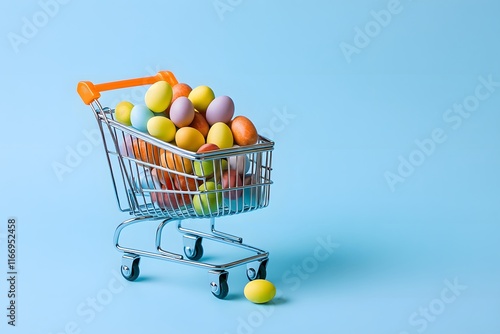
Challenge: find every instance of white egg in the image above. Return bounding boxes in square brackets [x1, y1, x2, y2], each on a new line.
[228, 148, 250, 175]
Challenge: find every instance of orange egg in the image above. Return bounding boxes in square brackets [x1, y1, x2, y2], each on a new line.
[175, 127, 205, 152]
[172, 174, 201, 205]
[131, 139, 161, 165]
[174, 175, 199, 192]
[189, 112, 210, 137]
[172, 83, 192, 103]
[159, 149, 193, 174]
[153, 167, 175, 187]
[230, 116, 258, 146]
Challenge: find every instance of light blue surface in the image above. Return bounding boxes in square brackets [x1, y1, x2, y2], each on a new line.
[1, 0, 500, 333]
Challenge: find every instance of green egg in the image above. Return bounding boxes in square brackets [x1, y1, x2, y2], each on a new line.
[193, 181, 222, 215]
[193, 160, 215, 177]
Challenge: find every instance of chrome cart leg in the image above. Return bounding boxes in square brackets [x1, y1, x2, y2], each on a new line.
[121, 253, 140, 281]
[210, 218, 242, 243]
[114, 216, 155, 253]
[246, 259, 268, 281]
[183, 234, 204, 261]
[177, 218, 244, 244]
[155, 219, 183, 259]
[208, 270, 229, 299]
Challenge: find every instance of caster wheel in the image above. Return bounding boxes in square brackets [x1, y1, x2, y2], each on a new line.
[121, 255, 140, 281]
[247, 259, 268, 281]
[209, 270, 229, 299]
[183, 236, 203, 261]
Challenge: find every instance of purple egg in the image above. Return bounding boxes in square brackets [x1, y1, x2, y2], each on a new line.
[206, 96, 235, 125]
[169, 97, 195, 127]
[119, 135, 135, 158]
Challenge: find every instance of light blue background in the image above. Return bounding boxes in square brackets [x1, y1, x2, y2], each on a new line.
[1, 0, 500, 333]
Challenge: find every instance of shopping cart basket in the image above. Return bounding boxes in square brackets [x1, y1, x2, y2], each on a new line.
[77, 71, 274, 299]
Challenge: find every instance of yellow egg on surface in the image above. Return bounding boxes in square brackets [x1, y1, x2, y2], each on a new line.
[175, 127, 205, 152]
[244, 279, 276, 304]
[145, 81, 173, 113]
[207, 122, 233, 149]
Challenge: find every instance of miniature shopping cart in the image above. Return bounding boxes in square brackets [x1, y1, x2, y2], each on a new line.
[77, 71, 274, 299]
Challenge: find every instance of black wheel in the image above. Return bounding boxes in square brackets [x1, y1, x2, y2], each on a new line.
[210, 271, 229, 299]
[211, 277, 229, 299]
[184, 237, 203, 261]
[247, 260, 267, 281]
[121, 257, 140, 281]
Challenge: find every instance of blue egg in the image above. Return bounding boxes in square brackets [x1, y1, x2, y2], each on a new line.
[130, 105, 154, 132]
[243, 187, 260, 207]
[223, 187, 260, 212]
[135, 169, 161, 191]
[224, 196, 243, 213]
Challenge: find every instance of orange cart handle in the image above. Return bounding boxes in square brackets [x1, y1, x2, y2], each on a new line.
[77, 70, 178, 105]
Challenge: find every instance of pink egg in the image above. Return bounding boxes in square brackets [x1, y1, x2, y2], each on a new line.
[206, 96, 235, 125]
[169, 97, 195, 127]
[221, 169, 243, 200]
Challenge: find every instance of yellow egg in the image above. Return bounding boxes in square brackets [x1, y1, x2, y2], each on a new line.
[207, 122, 233, 149]
[188, 85, 215, 113]
[244, 279, 276, 304]
[147, 116, 176, 142]
[175, 127, 205, 152]
[115, 101, 134, 125]
[145, 81, 173, 113]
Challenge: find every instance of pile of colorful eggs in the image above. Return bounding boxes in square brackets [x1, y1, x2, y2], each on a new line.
[114, 81, 260, 215]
